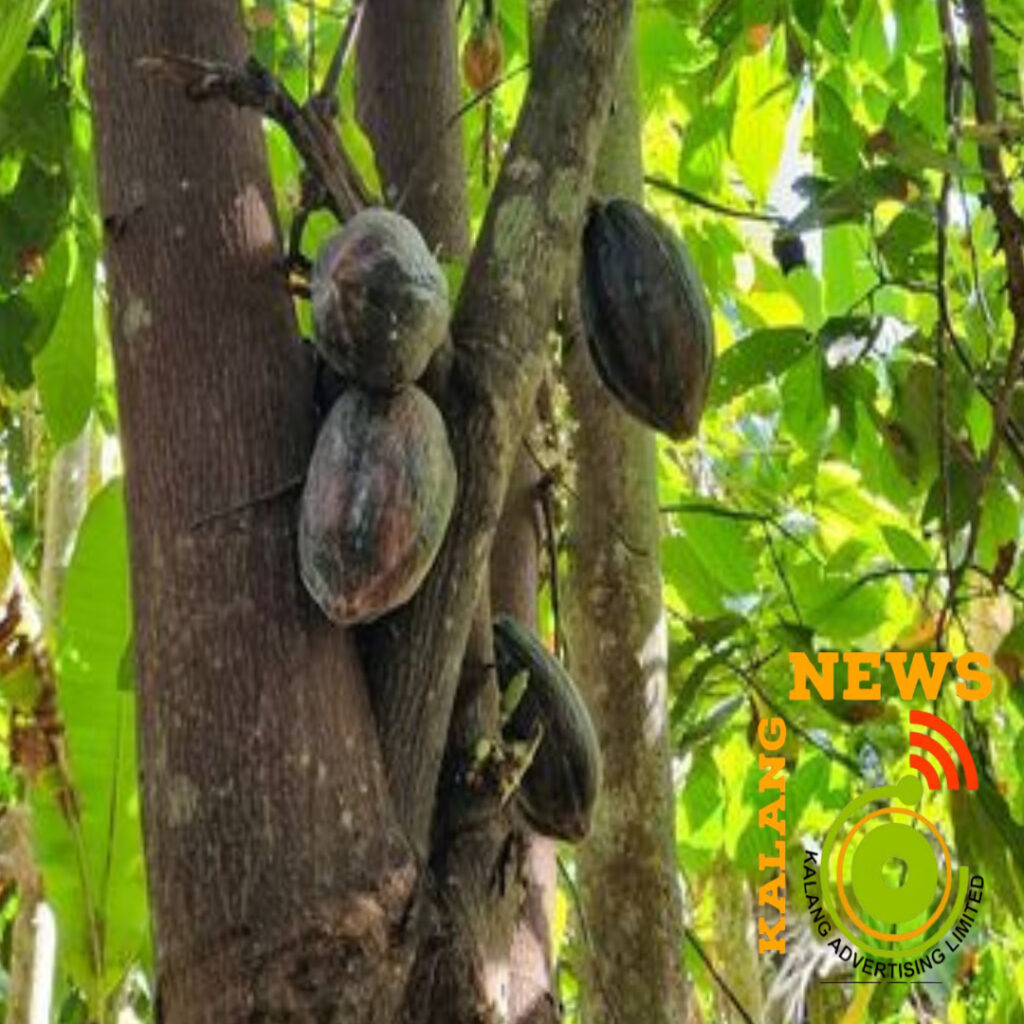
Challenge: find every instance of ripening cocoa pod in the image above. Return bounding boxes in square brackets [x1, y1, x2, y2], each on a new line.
[311, 208, 450, 391]
[299, 386, 456, 625]
[493, 615, 601, 842]
[462, 17, 503, 93]
[579, 198, 715, 439]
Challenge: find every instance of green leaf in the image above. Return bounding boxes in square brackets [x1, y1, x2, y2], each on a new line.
[710, 327, 812, 406]
[880, 525, 933, 570]
[682, 747, 722, 832]
[0, 295, 37, 389]
[877, 207, 935, 279]
[0, 0, 47, 105]
[30, 480, 148, 1000]
[0, 48, 70, 165]
[663, 503, 760, 615]
[1019, 41, 1024, 108]
[781, 349, 828, 451]
[0, 159, 70, 286]
[33, 239, 97, 445]
[792, 0, 824, 37]
[730, 48, 791, 202]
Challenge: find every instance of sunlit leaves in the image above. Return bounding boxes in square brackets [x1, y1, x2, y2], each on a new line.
[31, 480, 148, 999]
[0, 0, 48, 104]
[730, 43, 792, 202]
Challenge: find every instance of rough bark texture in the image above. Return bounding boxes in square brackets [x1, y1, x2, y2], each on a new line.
[356, 0, 470, 262]
[562, 33, 689, 1024]
[356, 6, 518, 1020]
[78, 3, 417, 1021]
[492, 452, 559, 1024]
[79, 0, 632, 1016]
[363, 0, 633, 858]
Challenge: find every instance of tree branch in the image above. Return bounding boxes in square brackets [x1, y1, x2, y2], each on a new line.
[137, 53, 372, 219]
[942, 0, 1024, 635]
[935, 0, 961, 649]
[364, 0, 635, 853]
[644, 175, 783, 224]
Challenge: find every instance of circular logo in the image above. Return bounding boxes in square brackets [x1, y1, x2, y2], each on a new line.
[820, 775, 968, 958]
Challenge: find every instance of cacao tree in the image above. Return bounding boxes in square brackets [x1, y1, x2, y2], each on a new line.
[2, 0, 1024, 1023]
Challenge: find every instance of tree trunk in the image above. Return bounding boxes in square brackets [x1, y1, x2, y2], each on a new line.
[356, 0, 469, 263]
[492, 451, 559, 1024]
[358, 9, 556, 1020]
[563, 30, 689, 1024]
[79, 0, 633, 1015]
[78, 3, 417, 1021]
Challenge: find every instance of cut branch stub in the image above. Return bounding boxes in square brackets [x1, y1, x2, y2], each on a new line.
[311, 208, 451, 390]
[580, 197, 715, 440]
[299, 386, 456, 625]
[493, 615, 601, 842]
[136, 53, 373, 221]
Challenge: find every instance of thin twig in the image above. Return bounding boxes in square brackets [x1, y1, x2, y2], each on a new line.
[537, 475, 565, 661]
[555, 858, 626, 1024]
[644, 175, 784, 224]
[935, 0, 961, 649]
[306, 0, 316, 98]
[394, 62, 531, 216]
[659, 500, 813, 553]
[944, 0, 1024, 637]
[683, 926, 757, 1024]
[839, 565, 935, 599]
[727, 658, 865, 777]
[318, 0, 363, 103]
[189, 473, 306, 531]
[763, 524, 802, 624]
[988, 11, 1021, 41]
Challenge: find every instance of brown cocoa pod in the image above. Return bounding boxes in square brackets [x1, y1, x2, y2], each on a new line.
[462, 17, 503, 93]
[579, 198, 715, 439]
[311, 208, 450, 391]
[299, 386, 456, 625]
[493, 616, 601, 842]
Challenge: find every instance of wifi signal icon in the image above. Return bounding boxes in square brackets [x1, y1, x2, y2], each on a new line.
[908, 710, 978, 791]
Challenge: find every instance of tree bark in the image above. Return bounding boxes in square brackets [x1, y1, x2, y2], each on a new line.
[562, 30, 689, 1024]
[79, 0, 633, 1016]
[492, 451, 559, 1024]
[362, 0, 633, 862]
[358, 8, 557, 1019]
[78, 3, 417, 1021]
[356, 0, 470, 263]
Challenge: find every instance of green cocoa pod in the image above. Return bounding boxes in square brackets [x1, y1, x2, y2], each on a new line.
[311, 208, 450, 391]
[493, 615, 601, 842]
[579, 198, 715, 439]
[299, 386, 455, 625]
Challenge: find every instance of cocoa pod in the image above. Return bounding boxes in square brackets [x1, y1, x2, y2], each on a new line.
[579, 198, 715, 439]
[462, 17, 503, 93]
[493, 615, 601, 842]
[299, 386, 456, 625]
[311, 208, 450, 391]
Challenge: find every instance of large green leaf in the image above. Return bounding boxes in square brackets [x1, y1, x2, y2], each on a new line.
[32, 238, 97, 444]
[709, 326, 812, 406]
[30, 480, 148, 1003]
